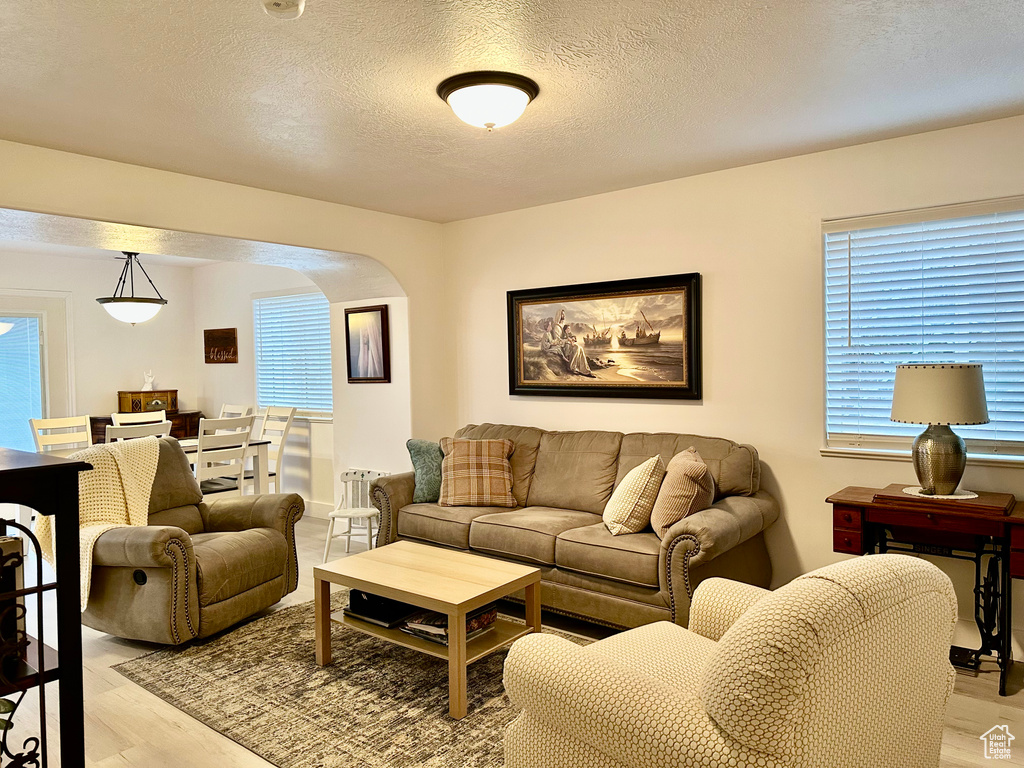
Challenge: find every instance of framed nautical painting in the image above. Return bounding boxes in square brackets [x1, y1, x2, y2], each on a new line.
[507, 273, 701, 399]
[345, 305, 391, 383]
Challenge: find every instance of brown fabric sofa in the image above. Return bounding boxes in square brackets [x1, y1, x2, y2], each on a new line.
[82, 437, 304, 644]
[371, 424, 778, 628]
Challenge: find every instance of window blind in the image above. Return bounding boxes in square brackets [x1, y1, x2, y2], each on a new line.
[253, 293, 333, 415]
[824, 202, 1024, 454]
[0, 317, 43, 452]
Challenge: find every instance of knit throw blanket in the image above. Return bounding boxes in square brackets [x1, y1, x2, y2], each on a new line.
[34, 436, 160, 611]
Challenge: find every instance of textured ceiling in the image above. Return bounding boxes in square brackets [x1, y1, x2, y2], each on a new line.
[0, 1, 1022, 222]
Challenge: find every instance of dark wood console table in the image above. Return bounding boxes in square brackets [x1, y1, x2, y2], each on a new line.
[0, 448, 91, 766]
[88, 409, 203, 444]
[828, 484, 1023, 696]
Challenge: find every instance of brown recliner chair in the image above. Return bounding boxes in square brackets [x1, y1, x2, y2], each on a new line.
[82, 437, 304, 644]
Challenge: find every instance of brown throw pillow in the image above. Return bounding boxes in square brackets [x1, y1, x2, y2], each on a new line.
[650, 447, 715, 539]
[603, 455, 666, 535]
[438, 437, 517, 507]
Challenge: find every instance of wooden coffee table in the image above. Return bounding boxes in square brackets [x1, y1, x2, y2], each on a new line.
[313, 540, 542, 719]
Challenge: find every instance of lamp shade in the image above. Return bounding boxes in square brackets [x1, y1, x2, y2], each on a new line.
[890, 364, 989, 426]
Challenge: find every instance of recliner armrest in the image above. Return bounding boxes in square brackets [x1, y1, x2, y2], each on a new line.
[200, 493, 304, 535]
[91, 525, 194, 568]
[688, 578, 770, 641]
[371, 472, 415, 545]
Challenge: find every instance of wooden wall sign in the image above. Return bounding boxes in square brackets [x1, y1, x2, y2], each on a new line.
[204, 328, 238, 364]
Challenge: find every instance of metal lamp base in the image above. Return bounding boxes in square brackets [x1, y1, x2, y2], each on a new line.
[912, 424, 966, 495]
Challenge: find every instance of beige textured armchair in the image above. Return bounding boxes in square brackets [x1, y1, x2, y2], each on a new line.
[82, 437, 304, 644]
[504, 554, 957, 768]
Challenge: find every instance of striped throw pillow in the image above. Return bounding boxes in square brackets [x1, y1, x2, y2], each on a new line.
[438, 437, 517, 507]
[650, 447, 715, 539]
[603, 455, 667, 536]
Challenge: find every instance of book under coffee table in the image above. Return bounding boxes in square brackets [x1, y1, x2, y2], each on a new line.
[313, 540, 542, 719]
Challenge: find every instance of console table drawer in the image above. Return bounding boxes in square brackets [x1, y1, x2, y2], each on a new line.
[866, 509, 1004, 538]
[1012, 527, 1024, 552]
[833, 506, 862, 530]
[834, 530, 865, 555]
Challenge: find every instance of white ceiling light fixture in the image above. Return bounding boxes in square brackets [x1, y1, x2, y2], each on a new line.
[437, 71, 539, 132]
[96, 252, 168, 325]
[0, 322, 13, 337]
[260, 0, 305, 20]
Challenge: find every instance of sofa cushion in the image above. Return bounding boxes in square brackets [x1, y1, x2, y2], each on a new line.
[439, 437, 517, 507]
[192, 528, 287, 607]
[470, 507, 602, 566]
[650, 448, 716, 539]
[527, 431, 623, 515]
[397, 503, 513, 550]
[455, 424, 544, 506]
[556, 523, 662, 588]
[603, 455, 666, 536]
[149, 436, 203, 515]
[407, 439, 444, 503]
[617, 433, 760, 499]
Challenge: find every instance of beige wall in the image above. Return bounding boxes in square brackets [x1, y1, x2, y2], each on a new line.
[442, 114, 1024, 646]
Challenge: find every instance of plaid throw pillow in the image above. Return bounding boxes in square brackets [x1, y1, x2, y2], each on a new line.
[438, 437, 516, 508]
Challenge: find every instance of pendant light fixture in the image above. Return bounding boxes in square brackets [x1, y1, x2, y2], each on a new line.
[436, 71, 539, 131]
[96, 252, 167, 325]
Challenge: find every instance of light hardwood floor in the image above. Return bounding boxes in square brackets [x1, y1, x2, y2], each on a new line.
[18, 517, 1024, 766]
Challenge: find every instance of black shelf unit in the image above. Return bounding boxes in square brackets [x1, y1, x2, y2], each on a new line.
[0, 447, 90, 767]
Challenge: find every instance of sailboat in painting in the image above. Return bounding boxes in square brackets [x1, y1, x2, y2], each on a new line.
[618, 309, 661, 346]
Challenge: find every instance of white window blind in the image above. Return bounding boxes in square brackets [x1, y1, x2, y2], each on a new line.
[0, 316, 43, 452]
[253, 293, 333, 416]
[824, 199, 1024, 454]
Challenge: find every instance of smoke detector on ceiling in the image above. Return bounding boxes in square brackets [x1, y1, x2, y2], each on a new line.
[261, 0, 304, 19]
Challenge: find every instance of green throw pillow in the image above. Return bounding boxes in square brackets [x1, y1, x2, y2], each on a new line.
[407, 439, 444, 503]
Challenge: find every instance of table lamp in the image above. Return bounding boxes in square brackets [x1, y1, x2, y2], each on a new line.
[890, 363, 989, 495]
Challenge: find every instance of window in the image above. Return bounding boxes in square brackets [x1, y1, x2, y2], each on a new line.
[253, 292, 333, 416]
[824, 197, 1024, 455]
[0, 316, 44, 452]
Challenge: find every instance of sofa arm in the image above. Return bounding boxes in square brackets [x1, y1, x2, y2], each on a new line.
[201, 493, 304, 593]
[688, 578, 770, 642]
[505, 632, 753, 768]
[371, 472, 415, 546]
[92, 525, 195, 569]
[659, 491, 778, 624]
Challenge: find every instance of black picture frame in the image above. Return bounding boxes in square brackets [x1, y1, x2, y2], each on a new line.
[344, 305, 391, 384]
[507, 273, 702, 399]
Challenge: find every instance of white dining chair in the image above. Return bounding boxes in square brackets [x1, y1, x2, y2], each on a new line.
[323, 469, 390, 562]
[110, 410, 167, 426]
[192, 416, 254, 497]
[242, 406, 295, 494]
[105, 421, 172, 442]
[219, 404, 254, 420]
[29, 416, 93, 454]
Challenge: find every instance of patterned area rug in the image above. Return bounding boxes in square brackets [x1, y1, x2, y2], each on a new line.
[114, 590, 589, 768]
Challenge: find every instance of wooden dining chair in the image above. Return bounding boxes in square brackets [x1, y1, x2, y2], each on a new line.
[323, 469, 390, 561]
[242, 406, 295, 494]
[193, 416, 254, 497]
[105, 421, 172, 442]
[110, 410, 167, 426]
[29, 416, 93, 454]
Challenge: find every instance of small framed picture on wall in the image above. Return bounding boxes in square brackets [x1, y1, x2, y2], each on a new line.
[344, 305, 391, 383]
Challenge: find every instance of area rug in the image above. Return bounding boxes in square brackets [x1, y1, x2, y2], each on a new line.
[114, 590, 589, 768]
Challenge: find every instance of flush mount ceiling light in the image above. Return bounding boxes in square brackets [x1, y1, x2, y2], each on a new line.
[96, 252, 167, 325]
[0, 322, 13, 337]
[436, 71, 539, 131]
